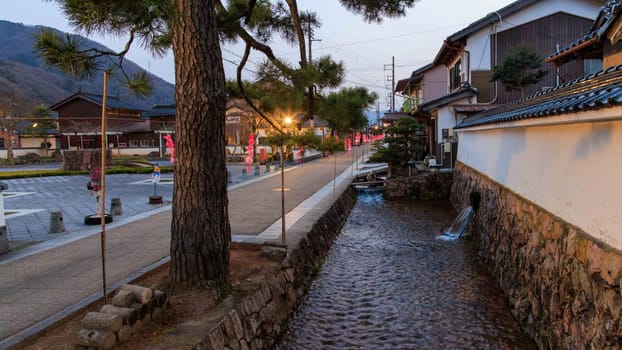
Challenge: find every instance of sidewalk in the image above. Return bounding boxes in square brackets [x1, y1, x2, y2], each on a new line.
[0, 146, 370, 349]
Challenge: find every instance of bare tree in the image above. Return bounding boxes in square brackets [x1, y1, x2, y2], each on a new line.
[0, 92, 34, 164]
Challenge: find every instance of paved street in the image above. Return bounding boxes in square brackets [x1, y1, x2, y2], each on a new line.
[0, 146, 371, 348]
[2, 162, 283, 244]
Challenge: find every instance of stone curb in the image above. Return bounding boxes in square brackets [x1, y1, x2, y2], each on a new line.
[0, 257, 170, 350]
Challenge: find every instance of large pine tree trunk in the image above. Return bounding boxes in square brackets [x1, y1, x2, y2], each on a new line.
[170, 0, 230, 297]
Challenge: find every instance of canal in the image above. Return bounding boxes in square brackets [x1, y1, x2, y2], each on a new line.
[276, 192, 536, 349]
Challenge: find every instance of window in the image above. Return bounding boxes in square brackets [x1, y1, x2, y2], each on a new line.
[140, 139, 150, 147]
[450, 59, 462, 90]
[129, 140, 139, 148]
[584, 59, 602, 75]
[0, 138, 4, 149]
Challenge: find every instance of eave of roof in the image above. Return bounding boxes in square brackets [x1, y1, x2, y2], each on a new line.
[420, 84, 479, 111]
[547, 0, 622, 65]
[395, 78, 411, 93]
[455, 64, 622, 129]
[412, 63, 434, 76]
[433, 40, 465, 67]
[419, 1, 539, 80]
[381, 112, 411, 122]
[49, 92, 144, 112]
[453, 104, 498, 113]
[447, 0, 537, 42]
[142, 105, 176, 118]
[396, 63, 434, 93]
[545, 32, 600, 64]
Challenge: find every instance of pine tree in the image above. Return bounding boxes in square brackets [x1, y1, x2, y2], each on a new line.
[37, 0, 419, 297]
[491, 45, 548, 97]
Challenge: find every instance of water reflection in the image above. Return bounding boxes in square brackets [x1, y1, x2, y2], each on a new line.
[276, 193, 535, 350]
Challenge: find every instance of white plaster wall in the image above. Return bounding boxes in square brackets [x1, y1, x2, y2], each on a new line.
[466, 0, 600, 71]
[116, 147, 159, 156]
[457, 116, 622, 250]
[20, 138, 58, 149]
[0, 149, 48, 159]
[435, 96, 471, 142]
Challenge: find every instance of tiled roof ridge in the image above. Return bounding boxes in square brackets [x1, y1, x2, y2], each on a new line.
[548, 0, 622, 61]
[456, 63, 622, 128]
[502, 64, 622, 107]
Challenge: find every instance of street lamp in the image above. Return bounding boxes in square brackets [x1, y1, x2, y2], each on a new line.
[280, 117, 292, 247]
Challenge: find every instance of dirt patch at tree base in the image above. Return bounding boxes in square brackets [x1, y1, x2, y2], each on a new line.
[13, 246, 281, 350]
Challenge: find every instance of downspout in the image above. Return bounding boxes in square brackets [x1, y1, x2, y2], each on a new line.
[486, 11, 503, 104]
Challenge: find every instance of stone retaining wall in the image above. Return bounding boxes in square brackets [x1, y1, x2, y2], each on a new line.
[198, 187, 357, 350]
[451, 162, 622, 349]
[383, 172, 453, 200]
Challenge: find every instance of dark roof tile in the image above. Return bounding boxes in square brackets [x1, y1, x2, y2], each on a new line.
[455, 63, 622, 129]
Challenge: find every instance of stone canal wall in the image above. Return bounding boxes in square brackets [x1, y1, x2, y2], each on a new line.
[383, 172, 453, 200]
[197, 187, 357, 350]
[451, 161, 622, 349]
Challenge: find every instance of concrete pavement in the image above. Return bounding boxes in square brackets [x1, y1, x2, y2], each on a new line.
[0, 146, 372, 349]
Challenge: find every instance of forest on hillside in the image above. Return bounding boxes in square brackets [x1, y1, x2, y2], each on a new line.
[0, 20, 175, 111]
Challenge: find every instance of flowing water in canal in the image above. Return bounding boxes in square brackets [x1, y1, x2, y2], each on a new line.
[276, 192, 536, 350]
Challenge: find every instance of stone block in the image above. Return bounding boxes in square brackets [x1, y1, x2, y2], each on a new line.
[243, 315, 261, 343]
[142, 312, 151, 326]
[206, 325, 224, 350]
[238, 296, 259, 316]
[276, 272, 288, 288]
[285, 285, 297, 307]
[130, 319, 142, 335]
[222, 309, 244, 341]
[116, 325, 131, 343]
[251, 290, 266, 311]
[258, 300, 279, 323]
[249, 339, 263, 350]
[284, 268, 295, 283]
[151, 307, 162, 321]
[600, 251, 622, 286]
[111, 290, 135, 307]
[0, 226, 8, 255]
[266, 274, 284, 296]
[48, 211, 65, 234]
[259, 283, 272, 303]
[226, 337, 241, 350]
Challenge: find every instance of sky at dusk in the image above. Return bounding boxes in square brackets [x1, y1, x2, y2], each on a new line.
[1, 0, 516, 111]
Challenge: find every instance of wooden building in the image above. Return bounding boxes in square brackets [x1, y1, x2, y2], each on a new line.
[395, 0, 600, 167]
[50, 92, 174, 156]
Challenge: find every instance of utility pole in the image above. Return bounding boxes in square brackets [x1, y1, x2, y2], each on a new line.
[384, 56, 396, 112]
[307, 22, 321, 126]
[392, 56, 395, 113]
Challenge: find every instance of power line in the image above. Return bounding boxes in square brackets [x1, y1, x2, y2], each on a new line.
[343, 78, 385, 89]
[222, 57, 258, 75]
[222, 47, 263, 68]
[285, 23, 468, 55]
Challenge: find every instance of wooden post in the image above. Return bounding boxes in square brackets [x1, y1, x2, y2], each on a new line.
[120, 284, 153, 304]
[100, 304, 138, 325]
[280, 142, 286, 247]
[100, 71, 108, 304]
[76, 329, 116, 349]
[111, 290, 135, 307]
[81, 312, 122, 332]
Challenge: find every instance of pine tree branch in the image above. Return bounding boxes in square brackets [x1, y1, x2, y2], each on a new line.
[236, 44, 283, 133]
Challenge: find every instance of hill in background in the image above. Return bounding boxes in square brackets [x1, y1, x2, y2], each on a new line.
[0, 20, 175, 111]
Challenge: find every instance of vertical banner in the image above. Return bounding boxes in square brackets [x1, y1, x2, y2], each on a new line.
[245, 133, 255, 173]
